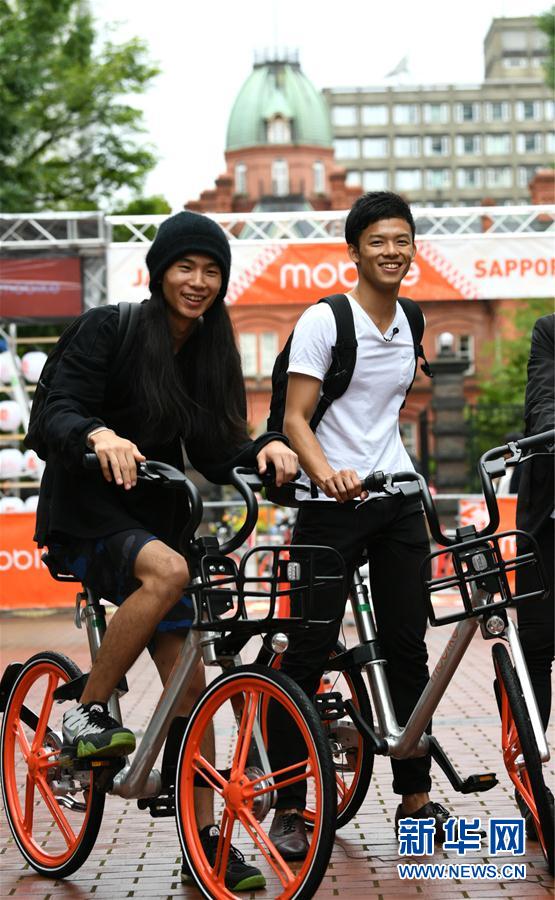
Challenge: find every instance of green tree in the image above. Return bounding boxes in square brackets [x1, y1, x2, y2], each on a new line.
[110, 194, 172, 241]
[538, 7, 555, 90]
[466, 299, 553, 484]
[0, 0, 160, 211]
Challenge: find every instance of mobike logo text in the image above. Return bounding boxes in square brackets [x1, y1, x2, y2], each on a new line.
[0, 548, 46, 572]
[279, 260, 420, 291]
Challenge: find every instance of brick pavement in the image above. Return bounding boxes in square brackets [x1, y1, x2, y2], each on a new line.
[1, 607, 553, 900]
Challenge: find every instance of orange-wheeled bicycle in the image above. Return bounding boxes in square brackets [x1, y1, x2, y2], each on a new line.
[0, 461, 342, 899]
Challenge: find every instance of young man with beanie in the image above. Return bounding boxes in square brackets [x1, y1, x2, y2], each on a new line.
[268, 191, 457, 856]
[35, 210, 298, 890]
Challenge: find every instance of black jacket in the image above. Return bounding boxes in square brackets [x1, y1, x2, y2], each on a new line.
[35, 304, 287, 548]
[516, 314, 555, 535]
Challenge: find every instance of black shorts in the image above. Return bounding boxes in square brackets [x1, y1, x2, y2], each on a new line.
[47, 529, 194, 643]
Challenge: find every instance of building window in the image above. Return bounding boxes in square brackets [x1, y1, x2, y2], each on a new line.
[395, 169, 422, 191]
[485, 101, 510, 122]
[503, 56, 528, 69]
[394, 136, 421, 157]
[362, 136, 389, 158]
[516, 132, 543, 154]
[239, 333, 257, 376]
[362, 170, 389, 190]
[423, 102, 449, 124]
[546, 132, 555, 154]
[456, 102, 480, 123]
[312, 160, 325, 194]
[333, 138, 360, 159]
[393, 103, 420, 125]
[271, 159, 289, 196]
[545, 100, 555, 120]
[361, 104, 388, 125]
[516, 100, 542, 121]
[345, 170, 362, 186]
[424, 135, 450, 156]
[267, 116, 291, 143]
[486, 166, 512, 188]
[456, 167, 483, 188]
[426, 168, 451, 189]
[331, 105, 358, 126]
[485, 133, 512, 155]
[239, 332, 278, 377]
[234, 163, 247, 195]
[517, 165, 540, 189]
[400, 422, 417, 457]
[455, 134, 482, 155]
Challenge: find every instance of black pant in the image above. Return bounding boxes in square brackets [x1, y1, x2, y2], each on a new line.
[269, 493, 432, 808]
[516, 517, 554, 731]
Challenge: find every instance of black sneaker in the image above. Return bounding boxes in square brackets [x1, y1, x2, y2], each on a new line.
[62, 701, 136, 759]
[181, 824, 266, 891]
[395, 801, 486, 844]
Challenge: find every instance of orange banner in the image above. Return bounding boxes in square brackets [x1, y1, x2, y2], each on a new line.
[0, 513, 76, 609]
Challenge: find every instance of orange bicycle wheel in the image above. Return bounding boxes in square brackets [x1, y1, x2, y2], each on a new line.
[1, 652, 105, 878]
[176, 664, 336, 899]
[493, 642, 554, 874]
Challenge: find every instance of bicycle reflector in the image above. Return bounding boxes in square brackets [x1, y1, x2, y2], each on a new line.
[422, 529, 547, 626]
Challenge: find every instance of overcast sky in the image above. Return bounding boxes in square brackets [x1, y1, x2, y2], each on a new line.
[93, 0, 547, 211]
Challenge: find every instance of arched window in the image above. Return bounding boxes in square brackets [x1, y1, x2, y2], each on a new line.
[271, 159, 289, 196]
[235, 163, 247, 195]
[313, 161, 325, 194]
[267, 116, 291, 143]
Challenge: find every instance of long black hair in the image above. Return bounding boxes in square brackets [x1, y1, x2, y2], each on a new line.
[138, 288, 250, 450]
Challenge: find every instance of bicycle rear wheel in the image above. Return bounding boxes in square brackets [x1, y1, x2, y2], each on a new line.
[175, 664, 336, 899]
[1, 652, 105, 878]
[492, 642, 554, 874]
[263, 643, 374, 829]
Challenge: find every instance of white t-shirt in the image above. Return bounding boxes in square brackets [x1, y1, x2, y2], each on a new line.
[288, 295, 415, 501]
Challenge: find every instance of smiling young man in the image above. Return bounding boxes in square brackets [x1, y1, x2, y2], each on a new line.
[268, 191, 451, 858]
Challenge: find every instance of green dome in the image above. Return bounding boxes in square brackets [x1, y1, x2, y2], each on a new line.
[226, 55, 332, 151]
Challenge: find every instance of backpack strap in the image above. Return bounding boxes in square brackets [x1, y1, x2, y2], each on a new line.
[309, 294, 358, 431]
[111, 302, 141, 379]
[398, 296, 433, 380]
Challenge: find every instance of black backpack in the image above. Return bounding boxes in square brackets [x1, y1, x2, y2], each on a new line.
[24, 302, 142, 460]
[265, 293, 432, 506]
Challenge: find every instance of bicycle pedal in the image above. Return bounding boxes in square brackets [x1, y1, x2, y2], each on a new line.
[460, 773, 498, 793]
[314, 692, 345, 721]
[137, 794, 176, 817]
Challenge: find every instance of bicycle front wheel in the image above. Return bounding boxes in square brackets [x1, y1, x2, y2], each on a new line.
[175, 664, 336, 900]
[1, 652, 105, 878]
[493, 642, 554, 874]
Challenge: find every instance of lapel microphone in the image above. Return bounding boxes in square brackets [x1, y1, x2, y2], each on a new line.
[383, 327, 399, 343]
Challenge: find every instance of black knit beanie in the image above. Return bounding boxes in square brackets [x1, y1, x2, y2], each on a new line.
[146, 211, 231, 302]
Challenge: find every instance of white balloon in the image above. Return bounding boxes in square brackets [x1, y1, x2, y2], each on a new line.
[24, 494, 39, 511]
[22, 449, 44, 477]
[0, 448, 24, 477]
[0, 400, 23, 433]
[0, 496, 25, 513]
[22, 351, 47, 383]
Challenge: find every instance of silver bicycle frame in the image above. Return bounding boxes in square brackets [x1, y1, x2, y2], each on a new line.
[79, 588, 275, 801]
[350, 568, 550, 763]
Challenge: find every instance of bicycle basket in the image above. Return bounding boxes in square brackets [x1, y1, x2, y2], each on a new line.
[423, 529, 547, 626]
[190, 544, 345, 635]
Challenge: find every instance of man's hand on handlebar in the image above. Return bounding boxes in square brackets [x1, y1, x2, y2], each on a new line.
[87, 430, 146, 490]
[318, 468, 369, 503]
[256, 440, 299, 487]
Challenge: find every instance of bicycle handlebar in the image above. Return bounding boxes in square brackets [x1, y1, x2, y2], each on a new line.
[360, 428, 555, 546]
[83, 453, 203, 547]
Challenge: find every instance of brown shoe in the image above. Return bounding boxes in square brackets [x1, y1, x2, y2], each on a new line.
[269, 809, 309, 860]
